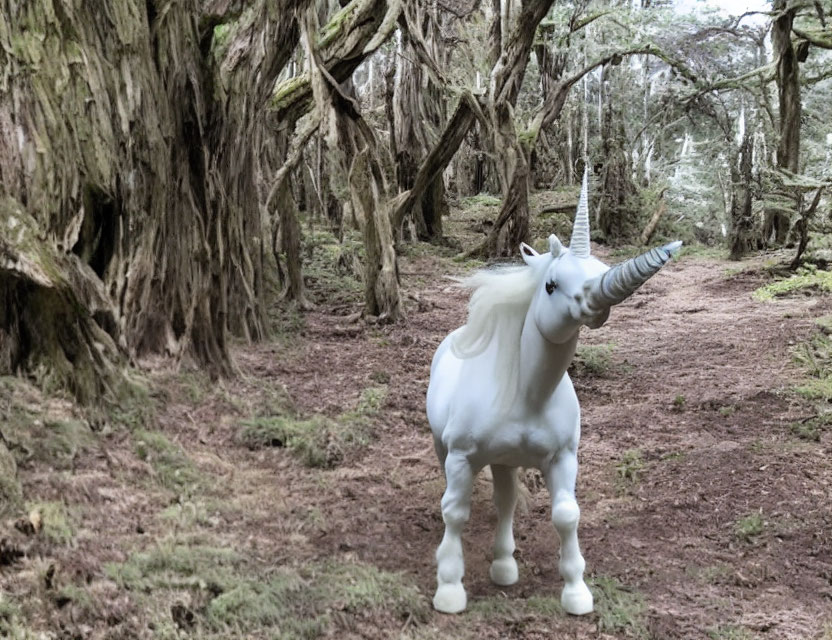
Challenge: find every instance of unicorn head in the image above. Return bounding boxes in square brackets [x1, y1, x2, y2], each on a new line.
[521, 169, 681, 344]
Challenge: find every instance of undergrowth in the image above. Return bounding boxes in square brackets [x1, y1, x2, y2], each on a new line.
[734, 511, 765, 543]
[27, 501, 76, 546]
[753, 266, 832, 302]
[134, 429, 203, 495]
[791, 328, 832, 402]
[571, 343, 619, 378]
[788, 325, 832, 442]
[238, 385, 387, 468]
[708, 625, 757, 640]
[106, 540, 428, 638]
[615, 449, 645, 485]
[590, 575, 649, 639]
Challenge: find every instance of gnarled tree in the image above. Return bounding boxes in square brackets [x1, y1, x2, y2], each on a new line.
[0, 0, 307, 402]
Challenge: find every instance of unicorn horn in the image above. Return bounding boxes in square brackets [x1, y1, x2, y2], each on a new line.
[570, 168, 591, 258]
[584, 241, 683, 311]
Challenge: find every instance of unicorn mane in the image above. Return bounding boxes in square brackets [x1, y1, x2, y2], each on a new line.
[451, 260, 550, 409]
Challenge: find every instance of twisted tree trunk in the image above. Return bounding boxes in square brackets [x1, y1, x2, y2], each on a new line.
[390, 4, 450, 242]
[765, 0, 801, 246]
[0, 0, 306, 403]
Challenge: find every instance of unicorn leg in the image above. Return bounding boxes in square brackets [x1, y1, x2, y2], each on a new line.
[434, 452, 475, 614]
[433, 434, 448, 470]
[545, 450, 593, 615]
[489, 464, 519, 586]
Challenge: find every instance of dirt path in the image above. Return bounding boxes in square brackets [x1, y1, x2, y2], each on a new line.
[3, 252, 832, 639]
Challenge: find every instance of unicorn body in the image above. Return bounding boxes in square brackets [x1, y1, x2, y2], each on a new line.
[426, 172, 681, 616]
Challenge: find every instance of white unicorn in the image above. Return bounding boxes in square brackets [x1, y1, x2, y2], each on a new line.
[426, 171, 681, 615]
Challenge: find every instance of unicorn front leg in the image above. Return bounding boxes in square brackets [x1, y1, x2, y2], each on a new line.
[545, 449, 593, 615]
[434, 452, 476, 613]
[489, 464, 519, 586]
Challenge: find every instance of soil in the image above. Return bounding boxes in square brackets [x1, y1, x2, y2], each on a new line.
[2, 249, 832, 639]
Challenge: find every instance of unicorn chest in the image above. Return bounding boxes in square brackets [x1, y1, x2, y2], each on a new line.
[474, 416, 574, 467]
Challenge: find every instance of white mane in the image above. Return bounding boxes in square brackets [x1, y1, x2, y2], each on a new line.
[451, 261, 549, 408]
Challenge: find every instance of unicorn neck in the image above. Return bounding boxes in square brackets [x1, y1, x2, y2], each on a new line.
[519, 315, 579, 411]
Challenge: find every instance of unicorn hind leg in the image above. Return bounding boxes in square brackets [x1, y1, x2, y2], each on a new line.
[544, 449, 593, 615]
[489, 464, 519, 586]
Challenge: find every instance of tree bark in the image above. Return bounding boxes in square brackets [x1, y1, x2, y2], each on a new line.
[0, 0, 309, 403]
[597, 65, 640, 244]
[391, 10, 450, 243]
[765, 0, 802, 246]
[730, 131, 756, 260]
[639, 188, 668, 246]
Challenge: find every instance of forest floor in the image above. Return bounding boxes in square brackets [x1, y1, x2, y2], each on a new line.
[2, 198, 832, 640]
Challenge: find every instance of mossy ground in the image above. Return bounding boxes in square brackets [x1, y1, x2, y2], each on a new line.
[753, 266, 832, 302]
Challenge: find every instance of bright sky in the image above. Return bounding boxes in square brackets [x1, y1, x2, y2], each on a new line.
[674, 0, 771, 21]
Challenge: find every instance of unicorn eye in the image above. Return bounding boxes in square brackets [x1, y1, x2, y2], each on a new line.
[545, 280, 558, 295]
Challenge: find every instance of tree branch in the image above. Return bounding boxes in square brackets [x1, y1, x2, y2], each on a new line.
[271, 0, 402, 123]
[793, 26, 832, 48]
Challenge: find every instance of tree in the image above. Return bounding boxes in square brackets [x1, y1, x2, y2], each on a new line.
[1, 0, 314, 403]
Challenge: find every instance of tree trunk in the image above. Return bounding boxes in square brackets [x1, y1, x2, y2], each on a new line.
[730, 132, 756, 260]
[765, 0, 802, 246]
[473, 0, 557, 257]
[597, 67, 640, 244]
[639, 188, 668, 246]
[391, 9, 449, 242]
[0, 0, 309, 402]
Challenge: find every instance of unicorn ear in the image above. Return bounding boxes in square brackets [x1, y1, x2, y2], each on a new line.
[520, 242, 540, 265]
[548, 234, 564, 257]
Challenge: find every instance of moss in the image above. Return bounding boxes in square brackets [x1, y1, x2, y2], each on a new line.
[238, 415, 340, 467]
[0, 442, 23, 518]
[590, 575, 649, 639]
[27, 500, 76, 546]
[106, 543, 427, 637]
[517, 125, 539, 152]
[212, 23, 233, 56]
[271, 74, 309, 110]
[571, 343, 617, 378]
[753, 268, 832, 302]
[134, 430, 202, 494]
[317, 1, 360, 49]
[239, 385, 386, 468]
[461, 194, 501, 208]
[108, 377, 155, 430]
[734, 511, 764, 543]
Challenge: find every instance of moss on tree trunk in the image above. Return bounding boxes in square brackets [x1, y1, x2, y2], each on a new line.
[0, 0, 307, 402]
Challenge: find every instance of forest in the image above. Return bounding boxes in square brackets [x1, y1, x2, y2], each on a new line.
[1, 0, 831, 638]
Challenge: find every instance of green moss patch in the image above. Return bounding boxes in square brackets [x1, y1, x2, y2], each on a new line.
[106, 541, 427, 638]
[753, 268, 832, 302]
[571, 343, 620, 378]
[134, 430, 202, 494]
[590, 575, 649, 639]
[27, 501, 76, 546]
[238, 385, 387, 468]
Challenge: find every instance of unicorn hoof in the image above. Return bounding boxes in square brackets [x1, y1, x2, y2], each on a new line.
[433, 583, 467, 614]
[489, 557, 519, 586]
[561, 582, 593, 616]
